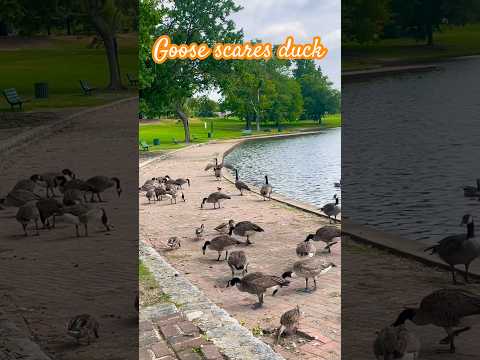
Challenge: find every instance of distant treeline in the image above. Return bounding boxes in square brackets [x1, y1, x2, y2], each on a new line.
[0, 0, 137, 36]
[343, 0, 480, 44]
[140, 0, 340, 142]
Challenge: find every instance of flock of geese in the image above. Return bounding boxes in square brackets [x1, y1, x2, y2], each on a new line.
[139, 157, 341, 345]
[0, 168, 135, 345]
[374, 180, 480, 357]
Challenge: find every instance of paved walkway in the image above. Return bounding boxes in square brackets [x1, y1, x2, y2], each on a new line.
[139, 140, 341, 360]
[0, 99, 138, 359]
[140, 304, 224, 360]
[343, 236, 480, 360]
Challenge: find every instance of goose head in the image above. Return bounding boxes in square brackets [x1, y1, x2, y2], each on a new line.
[226, 277, 241, 288]
[282, 271, 294, 279]
[202, 241, 211, 255]
[392, 308, 416, 327]
[305, 234, 314, 242]
[201, 198, 207, 208]
[62, 168, 75, 180]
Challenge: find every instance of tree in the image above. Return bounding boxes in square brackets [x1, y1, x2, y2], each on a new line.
[342, 0, 391, 43]
[83, 0, 136, 89]
[391, 0, 478, 45]
[140, 0, 243, 143]
[294, 60, 340, 122]
[196, 97, 219, 117]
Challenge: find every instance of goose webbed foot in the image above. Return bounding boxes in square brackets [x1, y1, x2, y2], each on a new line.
[251, 302, 263, 309]
[297, 288, 314, 294]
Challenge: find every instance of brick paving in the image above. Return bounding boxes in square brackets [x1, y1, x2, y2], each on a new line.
[139, 140, 341, 360]
[343, 237, 480, 359]
[0, 100, 138, 359]
[140, 306, 225, 360]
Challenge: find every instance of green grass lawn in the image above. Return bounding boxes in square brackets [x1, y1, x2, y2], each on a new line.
[343, 24, 480, 71]
[139, 114, 341, 151]
[0, 34, 137, 111]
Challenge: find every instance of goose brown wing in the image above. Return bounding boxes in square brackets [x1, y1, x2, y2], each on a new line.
[421, 289, 480, 326]
[437, 234, 468, 254]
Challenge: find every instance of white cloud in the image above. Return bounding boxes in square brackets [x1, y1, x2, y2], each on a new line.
[230, 0, 341, 89]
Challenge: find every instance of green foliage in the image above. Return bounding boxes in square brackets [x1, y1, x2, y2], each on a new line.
[294, 60, 340, 121]
[342, 0, 391, 43]
[140, 0, 243, 119]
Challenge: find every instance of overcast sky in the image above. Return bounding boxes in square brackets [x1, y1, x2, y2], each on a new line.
[230, 0, 341, 89]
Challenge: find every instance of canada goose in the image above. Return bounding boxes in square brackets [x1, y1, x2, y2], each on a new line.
[205, 158, 218, 171]
[63, 188, 86, 206]
[306, 226, 341, 253]
[58, 204, 110, 237]
[215, 220, 232, 234]
[202, 235, 241, 261]
[36, 198, 63, 229]
[228, 220, 264, 245]
[276, 305, 301, 344]
[214, 166, 222, 180]
[424, 214, 479, 283]
[167, 236, 181, 249]
[60, 178, 92, 194]
[463, 179, 480, 197]
[154, 186, 166, 201]
[260, 175, 272, 200]
[334, 179, 342, 188]
[146, 189, 155, 203]
[296, 240, 316, 258]
[39, 170, 74, 198]
[227, 250, 248, 276]
[174, 178, 190, 189]
[201, 192, 231, 209]
[374, 324, 420, 360]
[12, 174, 43, 192]
[282, 258, 336, 293]
[393, 288, 480, 353]
[67, 314, 99, 345]
[139, 178, 158, 191]
[85, 176, 122, 202]
[234, 169, 250, 195]
[2, 189, 42, 207]
[321, 195, 340, 223]
[226, 272, 290, 309]
[195, 224, 205, 240]
[16, 202, 40, 236]
[165, 191, 184, 204]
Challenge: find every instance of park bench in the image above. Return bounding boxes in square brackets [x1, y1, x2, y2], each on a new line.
[79, 80, 97, 95]
[139, 140, 149, 151]
[241, 129, 253, 136]
[3, 88, 29, 111]
[127, 73, 138, 86]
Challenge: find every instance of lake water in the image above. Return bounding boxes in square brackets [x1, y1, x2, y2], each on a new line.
[343, 57, 480, 244]
[224, 129, 341, 208]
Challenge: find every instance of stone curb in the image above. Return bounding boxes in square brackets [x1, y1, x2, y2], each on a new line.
[0, 96, 138, 158]
[0, 319, 52, 360]
[342, 220, 480, 280]
[140, 242, 285, 360]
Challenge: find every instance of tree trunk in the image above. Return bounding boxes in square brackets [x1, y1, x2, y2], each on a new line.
[176, 105, 191, 144]
[66, 17, 71, 35]
[88, 12, 124, 90]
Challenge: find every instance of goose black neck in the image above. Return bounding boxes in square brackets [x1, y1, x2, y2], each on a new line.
[235, 169, 239, 181]
[265, 175, 269, 184]
[335, 197, 339, 205]
[467, 221, 475, 238]
[393, 308, 416, 326]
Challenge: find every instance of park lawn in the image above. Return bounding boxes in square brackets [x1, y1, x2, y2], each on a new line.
[139, 114, 341, 151]
[343, 24, 480, 71]
[139, 261, 174, 307]
[0, 34, 137, 111]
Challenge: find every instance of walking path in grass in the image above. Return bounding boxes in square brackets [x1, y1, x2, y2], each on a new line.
[139, 138, 341, 360]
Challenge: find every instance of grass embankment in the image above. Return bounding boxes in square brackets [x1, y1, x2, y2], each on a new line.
[343, 24, 480, 71]
[139, 114, 341, 151]
[0, 34, 137, 111]
[139, 261, 175, 308]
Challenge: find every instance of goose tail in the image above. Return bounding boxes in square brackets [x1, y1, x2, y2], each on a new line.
[424, 245, 437, 255]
